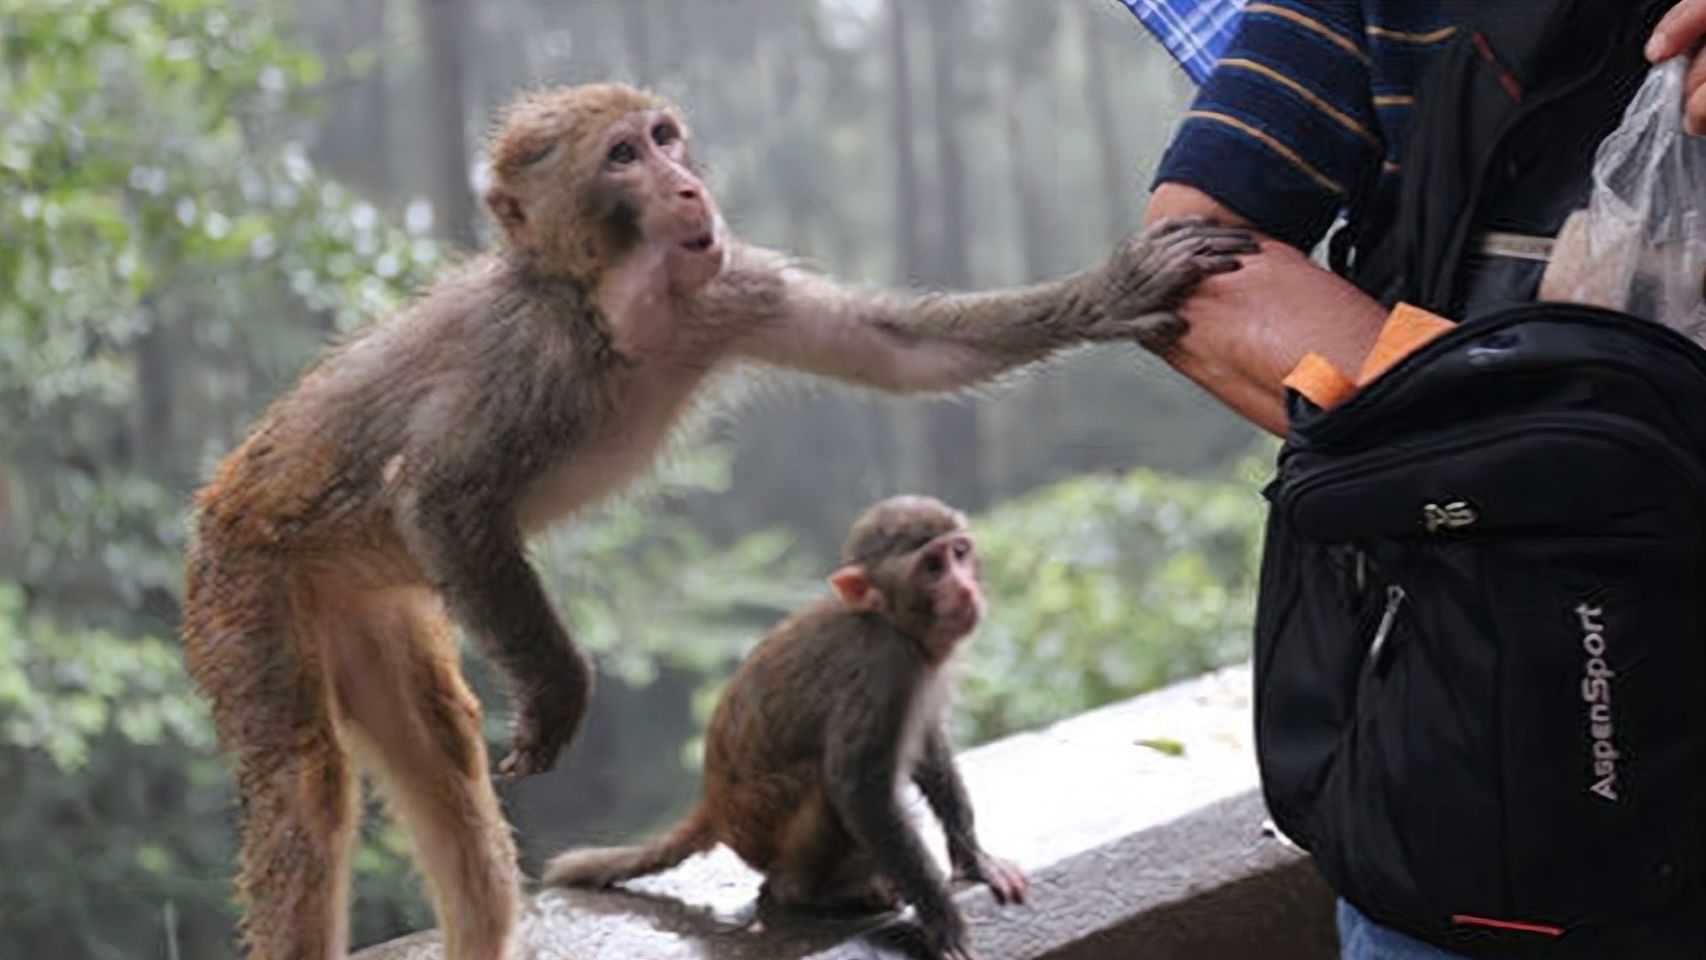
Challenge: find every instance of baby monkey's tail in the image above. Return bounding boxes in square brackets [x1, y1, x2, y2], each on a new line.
[543, 807, 716, 889]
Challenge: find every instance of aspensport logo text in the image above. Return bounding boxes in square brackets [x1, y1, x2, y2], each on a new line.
[1578, 603, 1618, 802]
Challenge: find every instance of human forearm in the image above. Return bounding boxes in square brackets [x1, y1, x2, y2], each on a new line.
[1144, 184, 1388, 435]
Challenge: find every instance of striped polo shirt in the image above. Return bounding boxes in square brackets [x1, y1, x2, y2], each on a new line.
[1154, 0, 1460, 252]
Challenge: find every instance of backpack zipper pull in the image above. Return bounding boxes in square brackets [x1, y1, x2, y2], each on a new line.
[1370, 585, 1407, 660]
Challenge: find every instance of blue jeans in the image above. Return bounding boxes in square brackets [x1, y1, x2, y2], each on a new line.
[1338, 900, 1470, 960]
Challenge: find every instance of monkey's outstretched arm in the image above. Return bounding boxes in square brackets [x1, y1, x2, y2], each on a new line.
[914, 728, 1027, 905]
[723, 218, 1255, 395]
[394, 468, 592, 779]
[824, 675, 969, 956]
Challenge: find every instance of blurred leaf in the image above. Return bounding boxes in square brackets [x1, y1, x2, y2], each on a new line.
[1136, 737, 1187, 757]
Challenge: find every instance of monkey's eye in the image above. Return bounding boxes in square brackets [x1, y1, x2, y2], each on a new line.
[922, 555, 945, 576]
[651, 122, 679, 146]
[952, 541, 972, 560]
[516, 141, 557, 167]
[607, 141, 639, 166]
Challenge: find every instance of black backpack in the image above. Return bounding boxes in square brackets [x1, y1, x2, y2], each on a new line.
[1254, 1, 1706, 955]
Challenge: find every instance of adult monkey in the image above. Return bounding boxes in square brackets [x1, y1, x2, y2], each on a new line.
[183, 83, 1251, 960]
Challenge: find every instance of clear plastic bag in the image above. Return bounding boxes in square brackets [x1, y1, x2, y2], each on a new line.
[1540, 58, 1706, 341]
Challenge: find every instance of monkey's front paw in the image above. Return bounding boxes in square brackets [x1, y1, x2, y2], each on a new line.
[956, 853, 1027, 905]
[498, 729, 561, 779]
[929, 927, 981, 960]
[1085, 216, 1258, 345]
[1122, 311, 1191, 354]
[499, 696, 581, 779]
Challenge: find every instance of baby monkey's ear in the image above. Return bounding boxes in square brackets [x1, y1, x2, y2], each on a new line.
[828, 566, 886, 613]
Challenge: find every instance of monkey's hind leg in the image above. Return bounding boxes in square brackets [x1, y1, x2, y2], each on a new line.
[759, 794, 899, 919]
[183, 555, 360, 960]
[329, 586, 520, 960]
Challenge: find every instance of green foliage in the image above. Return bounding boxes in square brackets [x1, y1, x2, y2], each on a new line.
[954, 461, 1267, 743]
[1, 0, 445, 636]
[0, 0, 447, 953]
[536, 445, 821, 689]
[0, 583, 206, 771]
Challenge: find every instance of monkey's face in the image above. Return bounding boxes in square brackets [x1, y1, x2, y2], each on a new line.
[907, 529, 985, 646]
[484, 85, 724, 291]
[832, 497, 983, 657]
[870, 528, 985, 657]
[592, 108, 726, 295]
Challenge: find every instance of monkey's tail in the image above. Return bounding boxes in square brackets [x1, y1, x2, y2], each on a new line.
[542, 806, 717, 889]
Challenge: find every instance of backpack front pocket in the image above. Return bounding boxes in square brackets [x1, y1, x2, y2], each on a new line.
[1268, 411, 1706, 936]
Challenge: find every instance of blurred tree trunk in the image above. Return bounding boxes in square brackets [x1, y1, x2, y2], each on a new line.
[981, 10, 1054, 500]
[886, 0, 924, 284]
[1002, 99, 1050, 281]
[357, 0, 392, 189]
[134, 313, 172, 469]
[0, 467, 14, 568]
[1082, 4, 1132, 245]
[306, 0, 390, 193]
[622, 0, 654, 84]
[1001, 6, 1053, 283]
[921, 0, 985, 510]
[885, 0, 927, 494]
[419, 0, 479, 249]
[473, 0, 527, 131]
[923, 0, 970, 288]
[769, 29, 816, 255]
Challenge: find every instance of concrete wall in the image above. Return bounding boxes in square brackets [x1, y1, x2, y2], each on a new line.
[356, 665, 1337, 960]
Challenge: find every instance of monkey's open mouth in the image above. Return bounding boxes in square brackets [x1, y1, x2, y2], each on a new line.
[681, 233, 717, 253]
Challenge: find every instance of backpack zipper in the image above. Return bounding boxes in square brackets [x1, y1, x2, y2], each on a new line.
[1291, 306, 1706, 447]
[1353, 581, 1407, 702]
[1430, 32, 1618, 311]
[1368, 584, 1407, 663]
[1279, 411, 1706, 527]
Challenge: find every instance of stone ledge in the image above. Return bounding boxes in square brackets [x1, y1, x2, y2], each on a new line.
[356, 664, 1336, 960]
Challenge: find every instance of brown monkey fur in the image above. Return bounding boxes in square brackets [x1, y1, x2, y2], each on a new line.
[545, 496, 1024, 960]
[182, 82, 1251, 960]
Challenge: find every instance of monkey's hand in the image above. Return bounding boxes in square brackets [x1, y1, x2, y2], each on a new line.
[953, 851, 1028, 906]
[499, 670, 591, 779]
[1079, 216, 1258, 351]
[924, 911, 980, 960]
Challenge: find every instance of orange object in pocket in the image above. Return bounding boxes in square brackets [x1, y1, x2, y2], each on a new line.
[1281, 303, 1455, 411]
[1282, 352, 1358, 410]
[1355, 303, 1454, 387]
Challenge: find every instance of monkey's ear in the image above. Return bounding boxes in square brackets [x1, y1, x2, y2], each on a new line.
[828, 566, 885, 613]
[485, 187, 527, 238]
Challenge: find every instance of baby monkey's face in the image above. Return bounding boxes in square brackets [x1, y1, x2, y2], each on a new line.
[904, 529, 984, 647]
[832, 497, 987, 661]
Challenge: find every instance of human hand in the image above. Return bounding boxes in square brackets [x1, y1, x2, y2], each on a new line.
[1648, 0, 1706, 135]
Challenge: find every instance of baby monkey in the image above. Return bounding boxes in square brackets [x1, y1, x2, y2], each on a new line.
[547, 496, 1016, 960]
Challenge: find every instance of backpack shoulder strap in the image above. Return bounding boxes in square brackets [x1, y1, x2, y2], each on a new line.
[1334, 0, 1670, 315]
